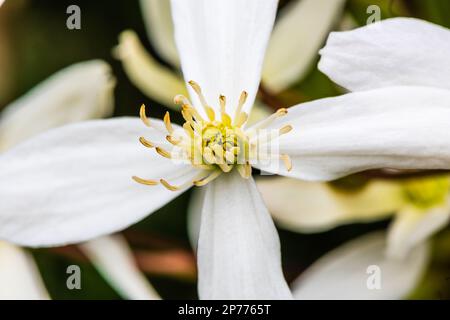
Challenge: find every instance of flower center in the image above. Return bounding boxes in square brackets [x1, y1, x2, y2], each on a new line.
[132, 80, 292, 191]
[402, 176, 450, 209]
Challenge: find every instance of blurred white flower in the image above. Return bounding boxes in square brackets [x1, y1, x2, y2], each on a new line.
[79, 234, 160, 300]
[1, 3, 450, 300]
[116, 0, 346, 109]
[0, 61, 158, 300]
[258, 177, 450, 260]
[261, 17, 450, 257]
[291, 232, 429, 300]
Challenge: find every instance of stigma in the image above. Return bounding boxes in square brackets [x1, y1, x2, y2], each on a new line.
[132, 81, 293, 191]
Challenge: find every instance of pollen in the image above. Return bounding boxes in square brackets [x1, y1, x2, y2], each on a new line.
[402, 176, 450, 209]
[132, 81, 293, 190]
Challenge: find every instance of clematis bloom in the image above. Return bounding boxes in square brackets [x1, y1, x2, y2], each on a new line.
[1, 2, 450, 300]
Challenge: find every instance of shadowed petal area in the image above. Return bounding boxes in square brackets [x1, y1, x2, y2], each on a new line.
[263, 0, 345, 92]
[0, 60, 115, 151]
[140, 0, 180, 67]
[0, 242, 49, 299]
[292, 232, 429, 299]
[197, 171, 292, 299]
[0, 118, 200, 247]
[257, 177, 404, 232]
[387, 205, 450, 259]
[80, 234, 161, 300]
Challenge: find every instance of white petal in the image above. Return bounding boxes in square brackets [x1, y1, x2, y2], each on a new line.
[115, 30, 187, 108]
[262, 0, 345, 92]
[253, 86, 450, 181]
[186, 188, 205, 251]
[0, 118, 200, 247]
[387, 205, 450, 260]
[319, 18, 450, 92]
[0, 242, 50, 299]
[80, 234, 160, 300]
[197, 171, 292, 299]
[0, 60, 115, 152]
[140, 0, 180, 67]
[257, 177, 404, 232]
[171, 0, 277, 117]
[292, 232, 429, 300]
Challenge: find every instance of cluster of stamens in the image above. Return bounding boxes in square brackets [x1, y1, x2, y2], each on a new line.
[132, 80, 293, 191]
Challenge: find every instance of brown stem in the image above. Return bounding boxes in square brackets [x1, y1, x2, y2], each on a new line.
[258, 83, 287, 111]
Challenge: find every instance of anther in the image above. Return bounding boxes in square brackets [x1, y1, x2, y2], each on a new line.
[166, 135, 181, 145]
[234, 91, 248, 122]
[188, 80, 210, 114]
[279, 125, 293, 135]
[140, 104, 151, 127]
[139, 137, 154, 148]
[160, 179, 181, 191]
[156, 147, 172, 159]
[174, 94, 191, 106]
[193, 170, 222, 187]
[132, 176, 159, 186]
[280, 154, 292, 172]
[163, 112, 174, 134]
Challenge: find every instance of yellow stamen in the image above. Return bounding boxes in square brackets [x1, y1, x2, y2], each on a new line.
[280, 154, 292, 172]
[160, 179, 181, 191]
[234, 91, 248, 123]
[188, 80, 210, 113]
[163, 112, 174, 134]
[279, 125, 293, 135]
[140, 104, 151, 127]
[132, 176, 158, 186]
[166, 135, 181, 145]
[205, 106, 216, 121]
[219, 95, 226, 114]
[139, 137, 154, 148]
[174, 94, 191, 106]
[193, 170, 222, 187]
[234, 112, 248, 127]
[156, 147, 172, 159]
[237, 162, 252, 179]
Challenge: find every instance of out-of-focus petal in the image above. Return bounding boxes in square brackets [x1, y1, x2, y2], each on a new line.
[0, 242, 49, 299]
[115, 30, 187, 108]
[139, 0, 180, 67]
[0, 60, 115, 151]
[262, 0, 345, 92]
[387, 205, 450, 259]
[319, 18, 450, 91]
[292, 232, 429, 299]
[197, 171, 292, 299]
[80, 234, 160, 300]
[257, 177, 404, 232]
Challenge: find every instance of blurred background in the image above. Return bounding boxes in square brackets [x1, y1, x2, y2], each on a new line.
[1, 0, 450, 299]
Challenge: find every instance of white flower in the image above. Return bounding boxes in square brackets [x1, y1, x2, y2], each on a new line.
[291, 231, 429, 300]
[1, 2, 450, 300]
[116, 0, 346, 108]
[0, 60, 116, 299]
[0, 61, 158, 300]
[258, 176, 450, 260]
[258, 17, 450, 263]
[80, 234, 161, 300]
